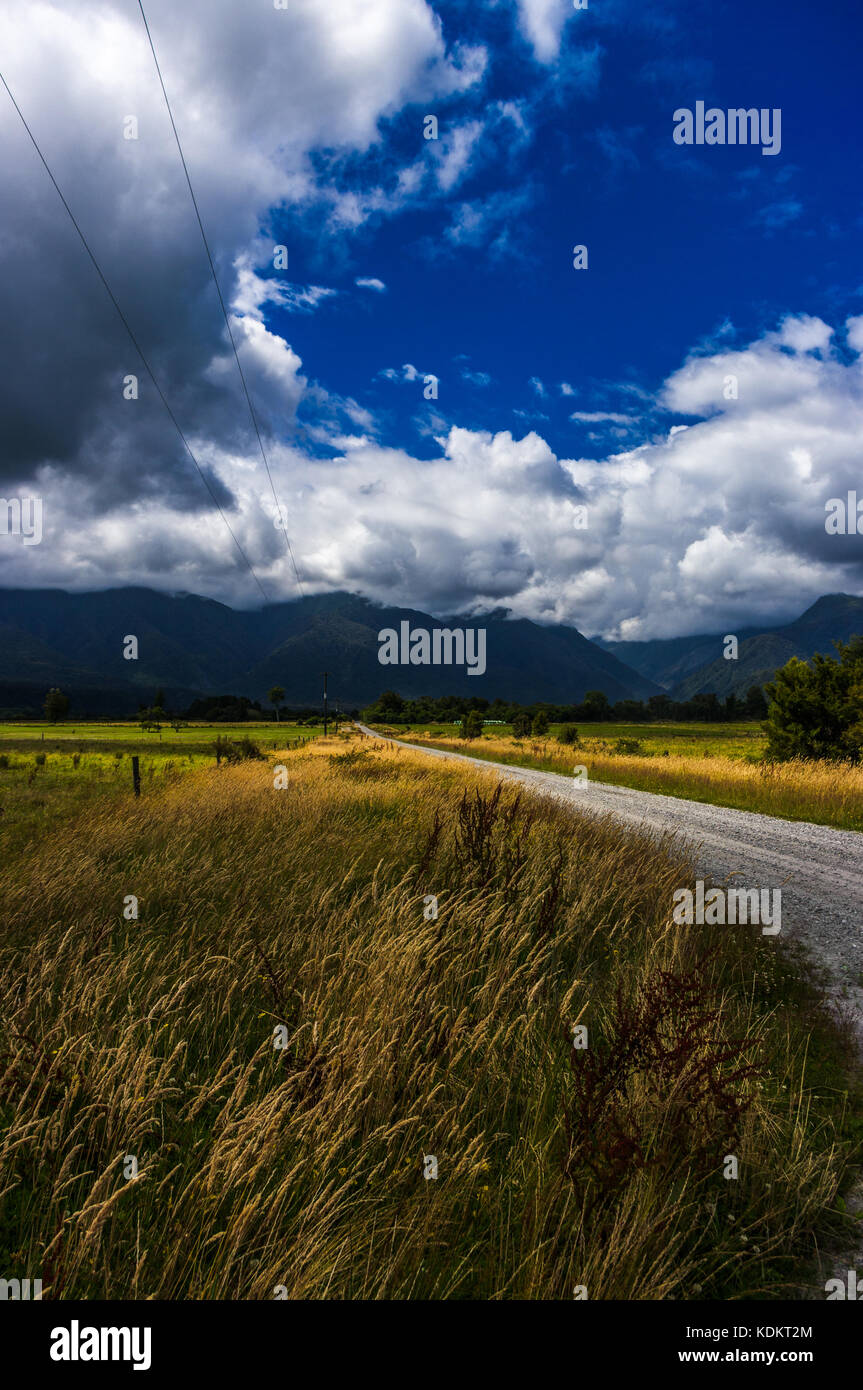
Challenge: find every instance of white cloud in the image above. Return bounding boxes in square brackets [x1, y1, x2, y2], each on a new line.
[379, 363, 430, 383]
[355, 277, 387, 292]
[570, 411, 632, 424]
[516, 0, 572, 64]
[10, 311, 863, 635]
[444, 186, 535, 255]
[0, 0, 486, 503]
[430, 119, 485, 192]
[0, 6, 859, 644]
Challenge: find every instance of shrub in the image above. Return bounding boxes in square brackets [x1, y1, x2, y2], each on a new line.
[511, 711, 532, 739]
[564, 955, 763, 1205]
[215, 735, 264, 764]
[557, 725, 580, 746]
[613, 738, 644, 756]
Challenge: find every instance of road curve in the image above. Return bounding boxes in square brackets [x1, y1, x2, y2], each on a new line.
[356, 724, 863, 1038]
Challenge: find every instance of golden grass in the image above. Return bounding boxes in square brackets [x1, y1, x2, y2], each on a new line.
[0, 734, 857, 1299]
[399, 731, 863, 831]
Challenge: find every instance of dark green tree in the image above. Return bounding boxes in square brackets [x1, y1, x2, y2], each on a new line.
[140, 706, 164, 735]
[268, 685, 285, 722]
[763, 638, 863, 762]
[531, 711, 549, 737]
[460, 710, 484, 740]
[647, 693, 673, 721]
[511, 709, 532, 738]
[377, 690, 405, 716]
[581, 690, 611, 722]
[43, 687, 69, 722]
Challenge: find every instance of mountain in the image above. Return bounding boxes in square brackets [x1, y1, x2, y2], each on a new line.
[599, 594, 863, 699]
[0, 588, 659, 714]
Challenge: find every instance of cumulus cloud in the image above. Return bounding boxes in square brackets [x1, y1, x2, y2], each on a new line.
[0, 0, 482, 497]
[1, 4, 860, 643]
[12, 310, 862, 638]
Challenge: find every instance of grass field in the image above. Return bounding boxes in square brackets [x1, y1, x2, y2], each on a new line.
[404, 721, 770, 759]
[0, 720, 323, 745]
[378, 723, 863, 832]
[0, 731, 860, 1299]
[0, 722, 324, 853]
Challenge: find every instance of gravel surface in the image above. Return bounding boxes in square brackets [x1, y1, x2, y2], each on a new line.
[357, 724, 863, 1044]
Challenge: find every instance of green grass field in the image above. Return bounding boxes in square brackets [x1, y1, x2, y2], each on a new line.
[402, 720, 768, 758]
[0, 720, 323, 745]
[0, 721, 324, 852]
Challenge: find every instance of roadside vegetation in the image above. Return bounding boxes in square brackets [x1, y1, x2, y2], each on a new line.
[379, 724, 863, 832]
[0, 733, 859, 1299]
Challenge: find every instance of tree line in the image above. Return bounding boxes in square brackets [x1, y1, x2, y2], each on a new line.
[37, 635, 863, 763]
[361, 685, 770, 726]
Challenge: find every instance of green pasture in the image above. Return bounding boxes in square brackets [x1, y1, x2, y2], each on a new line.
[0, 721, 323, 852]
[398, 720, 768, 760]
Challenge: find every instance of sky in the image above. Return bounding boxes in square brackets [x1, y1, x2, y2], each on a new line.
[0, 0, 861, 640]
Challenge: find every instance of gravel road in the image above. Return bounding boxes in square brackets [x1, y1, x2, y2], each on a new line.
[356, 724, 863, 1042]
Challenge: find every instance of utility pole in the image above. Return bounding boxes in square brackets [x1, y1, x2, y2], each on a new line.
[323, 671, 328, 736]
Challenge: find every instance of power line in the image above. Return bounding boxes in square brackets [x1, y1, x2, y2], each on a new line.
[137, 0, 305, 599]
[0, 67, 270, 605]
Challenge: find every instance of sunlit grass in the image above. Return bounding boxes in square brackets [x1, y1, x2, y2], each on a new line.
[0, 725, 321, 852]
[389, 729, 863, 831]
[0, 733, 857, 1299]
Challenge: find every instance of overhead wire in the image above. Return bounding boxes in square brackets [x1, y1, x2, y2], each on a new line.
[0, 66, 271, 604]
[137, 0, 305, 598]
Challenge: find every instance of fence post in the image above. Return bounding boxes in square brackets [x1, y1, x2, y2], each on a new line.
[131, 755, 141, 797]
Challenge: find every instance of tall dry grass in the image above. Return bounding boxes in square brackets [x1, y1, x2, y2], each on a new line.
[401, 731, 863, 831]
[0, 736, 857, 1298]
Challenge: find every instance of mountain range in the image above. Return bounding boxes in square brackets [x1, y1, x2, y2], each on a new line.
[0, 588, 858, 716]
[599, 594, 863, 698]
[0, 587, 659, 715]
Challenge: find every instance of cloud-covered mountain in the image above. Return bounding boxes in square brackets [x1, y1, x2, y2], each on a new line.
[0, 587, 659, 714]
[600, 594, 863, 699]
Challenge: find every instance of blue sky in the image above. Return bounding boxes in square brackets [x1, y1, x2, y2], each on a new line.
[276, 0, 862, 461]
[0, 0, 861, 639]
